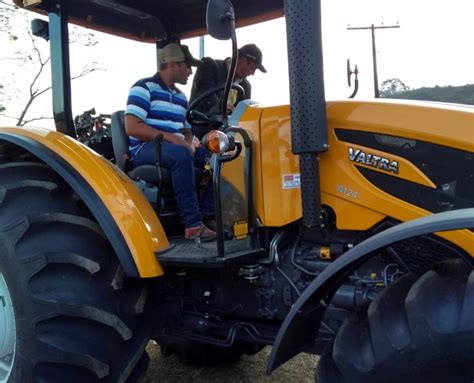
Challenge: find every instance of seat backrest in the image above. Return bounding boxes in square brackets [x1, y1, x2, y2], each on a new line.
[111, 110, 129, 171]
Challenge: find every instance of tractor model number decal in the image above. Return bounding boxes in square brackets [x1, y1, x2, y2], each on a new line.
[348, 147, 399, 174]
[337, 184, 359, 199]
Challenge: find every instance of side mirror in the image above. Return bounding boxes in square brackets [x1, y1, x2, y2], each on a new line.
[31, 19, 49, 41]
[206, 0, 235, 40]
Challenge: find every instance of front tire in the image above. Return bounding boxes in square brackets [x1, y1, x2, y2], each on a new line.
[316, 259, 474, 383]
[0, 162, 151, 382]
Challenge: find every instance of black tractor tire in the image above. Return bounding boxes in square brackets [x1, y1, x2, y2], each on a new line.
[0, 161, 152, 382]
[316, 259, 474, 383]
[158, 336, 264, 366]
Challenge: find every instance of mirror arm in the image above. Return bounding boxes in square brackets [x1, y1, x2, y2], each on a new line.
[221, 26, 238, 128]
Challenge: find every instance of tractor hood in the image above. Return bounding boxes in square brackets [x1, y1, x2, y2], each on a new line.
[14, 0, 284, 42]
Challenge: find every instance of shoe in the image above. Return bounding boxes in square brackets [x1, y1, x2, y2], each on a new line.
[202, 214, 217, 232]
[185, 224, 216, 243]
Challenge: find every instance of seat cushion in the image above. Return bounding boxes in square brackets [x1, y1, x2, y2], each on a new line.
[128, 165, 171, 185]
[129, 165, 203, 189]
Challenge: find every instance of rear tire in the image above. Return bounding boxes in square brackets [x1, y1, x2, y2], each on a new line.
[316, 259, 474, 383]
[0, 162, 151, 382]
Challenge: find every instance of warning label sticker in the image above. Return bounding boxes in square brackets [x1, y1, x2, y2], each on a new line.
[282, 173, 301, 189]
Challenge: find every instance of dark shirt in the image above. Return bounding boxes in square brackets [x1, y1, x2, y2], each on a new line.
[190, 57, 251, 117]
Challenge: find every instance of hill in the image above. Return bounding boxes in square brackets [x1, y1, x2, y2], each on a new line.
[382, 84, 474, 105]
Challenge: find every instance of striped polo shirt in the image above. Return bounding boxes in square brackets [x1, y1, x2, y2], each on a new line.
[125, 74, 191, 157]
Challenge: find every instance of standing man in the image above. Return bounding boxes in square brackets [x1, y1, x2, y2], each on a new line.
[125, 43, 216, 242]
[189, 43, 266, 137]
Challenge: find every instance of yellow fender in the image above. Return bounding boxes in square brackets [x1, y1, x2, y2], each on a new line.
[0, 127, 167, 278]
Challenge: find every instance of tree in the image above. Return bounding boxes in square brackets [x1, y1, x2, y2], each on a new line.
[381, 84, 474, 105]
[0, 0, 103, 126]
[379, 78, 410, 97]
[0, 0, 16, 113]
[0, 0, 15, 34]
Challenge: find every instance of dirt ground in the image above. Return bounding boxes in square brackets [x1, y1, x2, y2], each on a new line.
[143, 341, 319, 383]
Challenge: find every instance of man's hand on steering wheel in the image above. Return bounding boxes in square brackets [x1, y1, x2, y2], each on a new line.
[186, 83, 245, 128]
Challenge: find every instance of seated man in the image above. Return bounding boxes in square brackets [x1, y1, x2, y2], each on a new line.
[190, 43, 267, 138]
[125, 43, 215, 242]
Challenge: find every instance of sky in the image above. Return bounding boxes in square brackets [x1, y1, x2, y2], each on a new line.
[1, 0, 473, 128]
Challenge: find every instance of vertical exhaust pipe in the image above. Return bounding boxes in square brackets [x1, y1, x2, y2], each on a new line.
[284, 0, 328, 228]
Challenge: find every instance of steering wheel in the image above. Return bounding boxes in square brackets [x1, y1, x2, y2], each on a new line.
[186, 82, 245, 127]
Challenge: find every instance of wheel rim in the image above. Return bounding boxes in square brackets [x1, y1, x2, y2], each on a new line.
[0, 273, 15, 382]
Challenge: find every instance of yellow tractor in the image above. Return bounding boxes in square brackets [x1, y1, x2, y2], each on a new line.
[0, 0, 473, 382]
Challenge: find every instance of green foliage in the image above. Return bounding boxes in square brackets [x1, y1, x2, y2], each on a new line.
[0, 84, 4, 112]
[381, 84, 474, 105]
[379, 78, 410, 96]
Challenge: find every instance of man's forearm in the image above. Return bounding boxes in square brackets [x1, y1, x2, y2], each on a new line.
[126, 117, 186, 146]
[125, 117, 162, 141]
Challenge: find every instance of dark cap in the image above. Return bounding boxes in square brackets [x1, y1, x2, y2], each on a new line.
[181, 44, 202, 67]
[238, 44, 266, 73]
[160, 43, 202, 67]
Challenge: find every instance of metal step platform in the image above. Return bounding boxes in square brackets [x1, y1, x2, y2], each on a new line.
[156, 238, 264, 267]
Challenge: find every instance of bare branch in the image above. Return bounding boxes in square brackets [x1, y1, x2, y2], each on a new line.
[0, 112, 19, 121]
[1, 2, 104, 126]
[12, 30, 50, 125]
[20, 115, 54, 126]
[0, 57, 23, 61]
[71, 61, 105, 80]
[33, 85, 52, 99]
[29, 55, 50, 97]
[69, 27, 99, 47]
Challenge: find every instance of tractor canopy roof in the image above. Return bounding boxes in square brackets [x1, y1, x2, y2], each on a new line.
[14, 0, 284, 42]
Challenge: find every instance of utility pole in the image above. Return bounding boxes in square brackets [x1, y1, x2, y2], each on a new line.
[347, 23, 399, 98]
[199, 36, 205, 59]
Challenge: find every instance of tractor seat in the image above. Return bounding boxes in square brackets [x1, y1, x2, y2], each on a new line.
[111, 110, 171, 185]
[111, 110, 207, 236]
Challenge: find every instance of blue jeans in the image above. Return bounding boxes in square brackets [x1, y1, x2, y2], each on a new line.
[133, 141, 214, 228]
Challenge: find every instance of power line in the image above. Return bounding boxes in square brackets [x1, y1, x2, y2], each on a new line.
[347, 23, 400, 98]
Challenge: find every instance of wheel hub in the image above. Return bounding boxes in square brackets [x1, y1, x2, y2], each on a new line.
[0, 273, 15, 382]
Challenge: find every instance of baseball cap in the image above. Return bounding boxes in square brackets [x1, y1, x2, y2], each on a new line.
[238, 44, 267, 73]
[160, 43, 202, 67]
[181, 45, 202, 67]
